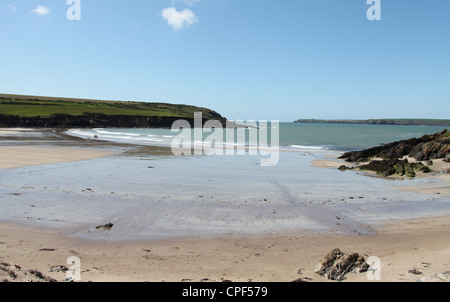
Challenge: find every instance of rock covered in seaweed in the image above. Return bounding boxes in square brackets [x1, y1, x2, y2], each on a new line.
[314, 248, 370, 281]
[358, 158, 431, 178]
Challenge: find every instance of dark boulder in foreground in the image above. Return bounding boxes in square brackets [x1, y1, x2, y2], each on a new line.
[314, 248, 370, 281]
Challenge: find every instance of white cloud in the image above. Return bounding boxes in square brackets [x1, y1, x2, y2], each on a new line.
[31, 5, 50, 16]
[161, 7, 198, 31]
[8, 4, 16, 12]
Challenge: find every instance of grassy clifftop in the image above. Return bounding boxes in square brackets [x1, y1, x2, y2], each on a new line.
[0, 94, 223, 119]
[0, 94, 225, 128]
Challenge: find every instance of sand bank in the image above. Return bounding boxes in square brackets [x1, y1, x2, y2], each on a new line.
[1, 214, 450, 282]
[0, 146, 117, 169]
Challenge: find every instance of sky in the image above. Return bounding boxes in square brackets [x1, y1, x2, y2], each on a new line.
[0, 0, 449, 122]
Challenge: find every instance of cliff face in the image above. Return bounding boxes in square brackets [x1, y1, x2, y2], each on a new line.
[0, 113, 227, 129]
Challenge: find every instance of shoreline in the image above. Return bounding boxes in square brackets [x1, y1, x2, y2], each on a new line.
[1, 214, 450, 282]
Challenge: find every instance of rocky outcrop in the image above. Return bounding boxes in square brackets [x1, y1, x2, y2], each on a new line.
[314, 248, 370, 281]
[339, 130, 449, 177]
[340, 130, 449, 163]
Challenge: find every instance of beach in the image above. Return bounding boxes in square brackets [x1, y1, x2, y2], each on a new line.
[1, 215, 450, 282]
[1, 128, 450, 282]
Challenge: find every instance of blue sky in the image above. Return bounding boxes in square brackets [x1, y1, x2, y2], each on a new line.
[0, 0, 449, 122]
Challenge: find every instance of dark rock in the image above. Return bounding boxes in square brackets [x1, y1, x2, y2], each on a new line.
[292, 278, 308, 282]
[314, 248, 370, 281]
[411, 162, 431, 173]
[0, 265, 17, 280]
[96, 223, 114, 230]
[410, 139, 450, 161]
[408, 269, 423, 275]
[39, 248, 56, 252]
[357, 158, 431, 178]
[28, 269, 57, 282]
[358, 160, 395, 177]
[49, 265, 68, 273]
[405, 166, 416, 178]
[445, 155, 450, 163]
[338, 165, 352, 171]
[1, 262, 60, 282]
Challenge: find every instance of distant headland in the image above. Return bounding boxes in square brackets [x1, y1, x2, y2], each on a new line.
[294, 119, 450, 127]
[0, 94, 227, 128]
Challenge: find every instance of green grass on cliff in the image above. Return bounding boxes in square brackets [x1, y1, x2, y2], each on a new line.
[0, 94, 221, 119]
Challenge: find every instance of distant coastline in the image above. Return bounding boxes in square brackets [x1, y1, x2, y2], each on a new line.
[294, 119, 450, 127]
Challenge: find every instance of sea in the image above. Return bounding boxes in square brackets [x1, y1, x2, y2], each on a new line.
[67, 123, 448, 153]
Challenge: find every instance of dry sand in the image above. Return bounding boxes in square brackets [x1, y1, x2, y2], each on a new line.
[0, 215, 449, 282]
[0, 128, 38, 135]
[0, 146, 117, 169]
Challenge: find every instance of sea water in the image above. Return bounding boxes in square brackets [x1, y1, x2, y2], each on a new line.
[68, 123, 448, 153]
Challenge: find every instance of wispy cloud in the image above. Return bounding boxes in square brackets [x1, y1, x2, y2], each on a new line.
[171, 0, 200, 6]
[161, 7, 198, 31]
[31, 5, 50, 16]
[180, 0, 200, 6]
[7, 4, 16, 12]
